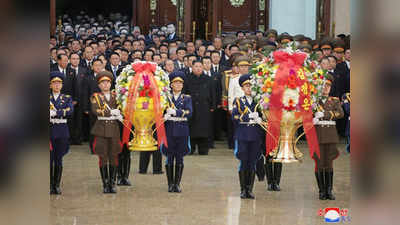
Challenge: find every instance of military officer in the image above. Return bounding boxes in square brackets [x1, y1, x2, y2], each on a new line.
[312, 74, 344, 200]
[50, 71, 74, 195]
[90, 71, 123, 194]
[161, 71, 193, 193]
[232, 74, 263, 199]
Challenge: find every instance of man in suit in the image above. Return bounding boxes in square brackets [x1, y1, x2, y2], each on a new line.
[105, 52, 124, 89]
[174, 47, 186, 71]
[211, 51, 223, 141]
[312, 74, 344, 200]
[50, 54, 76, 102]
[166, 23, 177, 41]
[68, 53, 89, 145]
[83, 59, 103, 153]
[183, 60, 216, 155]
[80, 46, 95, 70]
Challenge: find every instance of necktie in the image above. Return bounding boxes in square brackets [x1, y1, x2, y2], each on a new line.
[113, 66, 117, 78]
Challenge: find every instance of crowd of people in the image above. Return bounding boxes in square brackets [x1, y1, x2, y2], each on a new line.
[49, 11, 350, 199]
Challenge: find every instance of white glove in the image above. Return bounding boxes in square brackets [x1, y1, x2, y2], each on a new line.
[166, 108, 176, 116]
[50, 110, 57, 117]
[110, 109, 121, 116]
[313, 117, 319, 125]
[164, 114, 171, 121]
[315, 111, 324, 119]
[248, 112, 258, 119]
[117, 114, 123, 122]
[254, 117, 262, 124]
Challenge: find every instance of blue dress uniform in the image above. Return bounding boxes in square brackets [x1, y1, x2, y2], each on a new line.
[161, 71, 193, 193]
[231, 74, 263, 199]
[49, 71, 74, 195]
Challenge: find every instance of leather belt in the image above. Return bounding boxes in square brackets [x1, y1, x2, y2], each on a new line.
[50, 118, 67, 124]
[169, 117, 187, 122]
[316, 120, 336, 126]
[97, 116, 117, 121]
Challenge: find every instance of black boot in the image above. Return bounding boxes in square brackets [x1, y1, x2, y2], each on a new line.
[174, 164, 184, 193]
[117, 155, 123, 185]
[246, 170, 256, 199]
[109, 165, 117, 194]
[255, 156, 265, 181]
[100, 166, 110, 194]
[54, 165, 63, 195]
[315, 170, 327, 200]
[273, 163, 282, 191]
[165, 164, 174, 192]
[239, 170, 247, 199]
[325, 169, 335, 200]
[50, 163, 55, 194]
[265, 161, 274, 191]
[122, 156, 132, 186]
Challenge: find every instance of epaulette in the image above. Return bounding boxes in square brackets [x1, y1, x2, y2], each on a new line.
[64, 94, 71, 98]
[92, 92, 100, 97]
[183, 94, 191, 98]
[329, 96, 339, 100]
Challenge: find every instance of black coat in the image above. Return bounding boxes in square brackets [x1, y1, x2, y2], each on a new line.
[68, 65, 89, 107]
[50, 64, 76, 101]
[183, 73, 216, 138]
[332, 62, 350, 98]
[82, 71, 101, 113]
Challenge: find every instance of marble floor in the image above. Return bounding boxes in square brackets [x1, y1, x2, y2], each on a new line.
[50, 141, 351, 225]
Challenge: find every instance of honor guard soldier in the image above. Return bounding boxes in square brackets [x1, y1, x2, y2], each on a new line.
[312, 74, 344, 200]
[232, 74, 263, 199]
[50, 71, 74, 195]
[161, 71, 193, 193]
[90, 71, 123, 194]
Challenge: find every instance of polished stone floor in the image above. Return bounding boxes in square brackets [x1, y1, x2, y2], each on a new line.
[50, 141, 351, 225]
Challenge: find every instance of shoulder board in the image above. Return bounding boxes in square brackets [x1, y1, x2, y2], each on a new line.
[64, 94, 71, 98]
[224, 70, 232, 76]
[184, 94, 191, 98]
[329, 96, 340, 101]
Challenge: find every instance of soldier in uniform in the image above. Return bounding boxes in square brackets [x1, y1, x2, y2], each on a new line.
[90, 71, 123, 194]
[320, 37, 333, 57]
[161, 71, 193, 193]
[50, 71, 74, 195]
[312, 74, 344, 200]
[232, 74, 263, 199]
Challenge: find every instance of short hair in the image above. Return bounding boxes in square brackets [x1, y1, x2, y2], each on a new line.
[201, 56, 211, 63]
[110, 52, 120, 58]
[69, 52, 80, 58]
[152, 54, 161, 60]
[50, 47, 58, 52]
[120, 48, 129, 53]
[327, 55, 337, 63]
[229, 44, 239, 51]
[92, 58, 103, 65]
[57, 53, 68, 60]
[210, 50, 220, 56]
[192, 59, 203, 65]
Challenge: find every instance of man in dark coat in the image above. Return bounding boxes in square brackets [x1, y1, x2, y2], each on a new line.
[183, 60, 216, 155]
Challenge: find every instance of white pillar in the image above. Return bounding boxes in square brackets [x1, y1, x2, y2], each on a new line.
[269, 0, 317, 39]
[332, 0, 351, 36]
